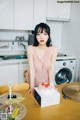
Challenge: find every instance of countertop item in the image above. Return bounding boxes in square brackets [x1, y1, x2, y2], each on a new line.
[62, 84, 80, 101]
[0, 51, 28, 65]
[0, 92, 27, 120]
[0, 92, 22, 105]
[12, 82, 80, 120]
[0, 54, 27, 60]
[0, 103, 27, 120]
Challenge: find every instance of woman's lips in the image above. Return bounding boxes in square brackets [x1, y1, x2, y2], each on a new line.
[40, 40, 44, 42]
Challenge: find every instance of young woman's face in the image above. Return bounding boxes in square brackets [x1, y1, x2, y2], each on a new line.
[36, 30, 49, 45]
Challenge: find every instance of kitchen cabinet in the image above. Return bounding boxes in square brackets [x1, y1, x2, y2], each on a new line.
[0, 59, 28, 85]
[14, 0, 33, 30]
[46, 0, 71, 21]
[0, 63, 19, 86]
[0, 0, 14, 29]
[18, 61, 29, 83]
[0, 0, 33, 30]
[0, 0, 47, 30]
[33, 0, 47, 28]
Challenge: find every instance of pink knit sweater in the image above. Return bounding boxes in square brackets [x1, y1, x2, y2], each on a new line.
[27, 45, 58, 88]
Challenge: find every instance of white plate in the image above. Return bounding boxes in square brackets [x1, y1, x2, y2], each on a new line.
[0, 92, 22, 105]
[0, 103, 27, 120]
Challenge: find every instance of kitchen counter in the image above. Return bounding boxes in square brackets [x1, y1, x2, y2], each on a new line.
[18, 82, 80, 120]
[0, 50, 28, 65]
[0, 51, 25, 56]
[0, 58, 28, 65]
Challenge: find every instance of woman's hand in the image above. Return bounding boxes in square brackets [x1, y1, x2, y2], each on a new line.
[28, 88, 34, 95]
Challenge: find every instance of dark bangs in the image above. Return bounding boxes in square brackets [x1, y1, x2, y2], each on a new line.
[37, 27, 50, 35]
[33, 23, 52, 47]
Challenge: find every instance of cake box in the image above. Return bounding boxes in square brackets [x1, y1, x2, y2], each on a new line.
[34, 84, 60, 107]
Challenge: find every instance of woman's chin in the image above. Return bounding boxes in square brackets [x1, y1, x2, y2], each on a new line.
[39, 42, 46, 45]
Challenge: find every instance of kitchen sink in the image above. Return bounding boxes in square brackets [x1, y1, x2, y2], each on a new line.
[0, 54, 27, 60]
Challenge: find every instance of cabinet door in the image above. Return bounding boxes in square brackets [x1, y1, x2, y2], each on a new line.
[18, 62, 29, 83]
[47, 0, 71, 21]
[0, 64, 19, 86]
[33, 0, 47, 28]
[0, 0, 14, 29]
[47, 0, 58, 20]
[58, 2, 71, 21]
[14, 0, 33, 30]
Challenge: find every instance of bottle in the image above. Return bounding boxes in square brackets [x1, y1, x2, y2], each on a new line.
[11, 42, 14, 50]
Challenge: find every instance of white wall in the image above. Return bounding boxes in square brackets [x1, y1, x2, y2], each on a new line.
[61, 3, 80, 81]
[61, 3, 80, 56]
[47, 21, 62, 51]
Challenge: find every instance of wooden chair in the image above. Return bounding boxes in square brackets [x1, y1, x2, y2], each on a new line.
[12, 83, 29, 92]
[24, 70, 30, 83]
[0, 83, 29, 95]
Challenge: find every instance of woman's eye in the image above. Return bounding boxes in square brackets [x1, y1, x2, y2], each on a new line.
[44, 33, 48, 35]
[37, 33, 40, 35]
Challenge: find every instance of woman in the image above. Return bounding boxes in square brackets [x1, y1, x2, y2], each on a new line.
[27, 23, 58, 94]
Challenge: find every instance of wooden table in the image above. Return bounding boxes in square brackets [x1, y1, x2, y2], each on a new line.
[17, 82, 80, 120]
[1, 82, 80, 120]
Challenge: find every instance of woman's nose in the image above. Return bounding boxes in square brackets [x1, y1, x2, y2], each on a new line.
[40, 34, 44, 39]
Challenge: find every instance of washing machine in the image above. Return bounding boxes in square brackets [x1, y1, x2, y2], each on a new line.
[54, 55, 76, 85]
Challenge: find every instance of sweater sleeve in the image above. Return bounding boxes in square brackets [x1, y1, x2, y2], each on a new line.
[48, 45, 58, 83]
[27, 45, 35, 89]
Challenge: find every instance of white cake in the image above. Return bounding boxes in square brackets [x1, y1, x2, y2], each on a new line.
[34, 83, 60, 107]
[38, 83, 56, 95]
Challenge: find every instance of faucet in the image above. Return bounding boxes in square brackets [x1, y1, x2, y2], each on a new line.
[18, 42, 27, 53]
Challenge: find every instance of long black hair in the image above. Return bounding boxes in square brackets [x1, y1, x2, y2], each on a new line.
[33, 23, 52, 47]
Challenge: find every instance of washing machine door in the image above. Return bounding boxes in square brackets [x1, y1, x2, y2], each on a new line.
[55, 68, 72, 84]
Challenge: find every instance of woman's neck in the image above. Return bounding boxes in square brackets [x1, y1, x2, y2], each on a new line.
[38, 44, 47, 49]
